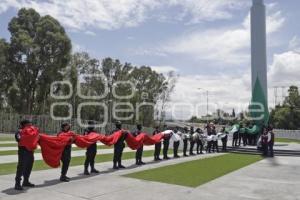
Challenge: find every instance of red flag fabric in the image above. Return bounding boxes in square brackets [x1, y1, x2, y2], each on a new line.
[99, 130, 123, 146]
[39, 134, 71, 168]
[75, 132, 105, 148]
[18, 125, 39, 151]
[125, 132, 164, 150]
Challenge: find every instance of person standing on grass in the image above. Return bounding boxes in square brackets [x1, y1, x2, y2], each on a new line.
[14, 120, 39, 190]
[182, 127, 190, 157]
[261, 127, 268, 157]
[58, 123, 76, 182]
[153, 125, 162, 161]
[195, 128, 204, 154]
[112, 121, 127, 169]
[211, 125, 219, 153]
[133, 124, 145, 165]
[83, 121, 99, 175]
[189, 126, 195, 155]
[172, 127, 181, 158]
[268, 125, 275, 157]
[220, 127, 228, 152]
[163, 125, 171, 160]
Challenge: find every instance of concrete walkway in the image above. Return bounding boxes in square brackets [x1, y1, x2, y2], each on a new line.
[0, 142, 300, 200]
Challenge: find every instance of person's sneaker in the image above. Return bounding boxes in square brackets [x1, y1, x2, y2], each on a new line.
[14, 184, 23, 191]
[91, 169, 100, 174]
[113, 166, 119, 170]
[140, 161, 146, 165]
[84, 170, 90, 175]
[22, 181, 35, 187]
[157, 158, 162, 161]
[60, 176, 70, 182]
[118, 165, 126, 169]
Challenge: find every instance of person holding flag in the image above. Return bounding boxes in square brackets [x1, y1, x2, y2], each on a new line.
[14, 120, 39, 190]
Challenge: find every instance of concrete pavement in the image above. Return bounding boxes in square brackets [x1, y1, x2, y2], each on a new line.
[0, 142, 299, 200]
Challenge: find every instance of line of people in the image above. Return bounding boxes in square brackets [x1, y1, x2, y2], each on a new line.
[13, 120, 228, 191]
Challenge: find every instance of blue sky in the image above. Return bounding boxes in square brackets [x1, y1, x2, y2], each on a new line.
[1, 0, 300, 118]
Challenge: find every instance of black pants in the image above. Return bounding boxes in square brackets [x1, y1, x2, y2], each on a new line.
[196, 140, 203, 154]
[242, 134, 248, 146]
[15, 146, 34, 184]
[189, 141, 195, 155]
[238, 133, 242, 146]
[221, 137, 228, 151]
[173, 141, 180, 157]
[163, 140, 169, 158]
[212, 141, 219, 152]
[84, 143, 97, 171]
[183, 139, 188, 156]
[154, 142, 161, 160]
[61, 145, 71, 176]
[232, 133, 238, 146]
[136, 145, 144, 163]
[113, 142, 125, 167]
[207, 141, 212, 153]
[262, 143, 268, 156]
[268, 143, 274, 157]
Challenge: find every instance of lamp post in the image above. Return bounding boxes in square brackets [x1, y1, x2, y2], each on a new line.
[198, 88, 209, 123]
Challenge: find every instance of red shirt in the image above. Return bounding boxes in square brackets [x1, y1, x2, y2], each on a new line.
[57, 131, 76, 145]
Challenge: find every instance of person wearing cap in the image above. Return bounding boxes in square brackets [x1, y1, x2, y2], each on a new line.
[182, 127, 189, 157]
[153, 126, 162, 161]
[132, 124, 145, 165]
[189, 126, 195, 155]
[57, 122, 76, 182]
[83, 121, 99, 175]
[112, 121, 127, 169]
[14, 120, 37, 190]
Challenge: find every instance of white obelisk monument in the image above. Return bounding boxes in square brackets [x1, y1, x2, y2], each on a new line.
[250, 0, 269, 124]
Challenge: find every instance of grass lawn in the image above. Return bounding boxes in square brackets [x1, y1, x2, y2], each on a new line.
[0, 137, 14, 141]
[124, 153, 263, 188]
[0, 150, 155, 175]
[276, 138, 300, 144]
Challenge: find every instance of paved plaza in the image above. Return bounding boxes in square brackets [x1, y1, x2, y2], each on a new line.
[0, 141, 300, 200]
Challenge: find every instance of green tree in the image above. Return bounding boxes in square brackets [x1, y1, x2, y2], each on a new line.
[0, 39, 11, 110]
[6, 8, 71, 114]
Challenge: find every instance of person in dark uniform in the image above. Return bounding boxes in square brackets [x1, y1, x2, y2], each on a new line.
[261, 127, 268, 157]
[58, 123, 76, 182]
[268, 125, 275, 157]
[83, 121, 99, 175]
[133, 124, 145, 165]
[14, 120, 36, 190]
[211, 125, 219, 153]
[232, 125, 239, 147]
[189, 126, 195, 155]
[173, 127, 180, 158]
[113, 121, 127, 169]
[163, 125, 171, 159]
[182, 127, 189, 157]
[153, 126, 162, 161]
[206, 123, 213, 153]
[195, 128, 204, 154]
[238, 124, 244, 146]
[220, 127, 228, 151]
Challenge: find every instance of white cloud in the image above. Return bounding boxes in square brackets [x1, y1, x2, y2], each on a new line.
[0, 0, 248, 31]
[160, 6, 285, 66]
[269, 51, 300, 87]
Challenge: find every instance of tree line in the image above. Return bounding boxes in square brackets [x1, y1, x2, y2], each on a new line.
[0, 8, 177, 127]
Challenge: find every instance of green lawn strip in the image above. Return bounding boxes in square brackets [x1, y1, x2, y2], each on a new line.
[0, 145, 113, 156]
[124, 153, 263, 188]
[276, 138, 300, 144]
[0, 150, 155, 176]
[0, 137, 14, 142]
